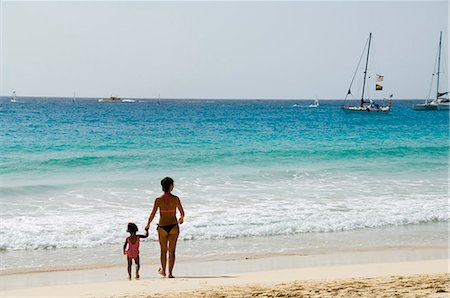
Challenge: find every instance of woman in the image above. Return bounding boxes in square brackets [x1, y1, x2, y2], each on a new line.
[146, 177, 185, 278]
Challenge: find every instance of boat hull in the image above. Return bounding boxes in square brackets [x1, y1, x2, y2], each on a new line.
[98, 99, 121, 103]
[98, 97, 136, 103]
[342, 106, 390, 113]
[413, 102, 450, 110]
[98, 96, 123, 103]
[437, 103, 450, 110]
[413, 104, 438, 111]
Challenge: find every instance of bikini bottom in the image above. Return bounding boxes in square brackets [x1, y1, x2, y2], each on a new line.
[157, 224, 178, 233]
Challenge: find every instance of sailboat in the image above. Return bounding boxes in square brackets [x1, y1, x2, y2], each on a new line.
[309, 98, 319, 108]
[11, 91, 17, 103]
[413, 31, 449, 111]
[342, 33, 391, 112]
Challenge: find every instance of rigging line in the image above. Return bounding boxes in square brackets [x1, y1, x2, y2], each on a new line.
[426, 44, 440, 100]
[440, 44, 448, 93]
[344, 35, 370, 103]
[426, 74, 435, 101]
[360, 33, 372, 106]
[441, 50, 448, 76]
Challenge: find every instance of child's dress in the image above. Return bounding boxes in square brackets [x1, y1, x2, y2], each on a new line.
[125, 237, 140, 259]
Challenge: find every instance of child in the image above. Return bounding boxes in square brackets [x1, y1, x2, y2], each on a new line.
[123, 223, 149, 279]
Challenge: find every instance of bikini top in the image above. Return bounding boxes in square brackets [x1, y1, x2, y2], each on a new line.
[160, 209, 176, 213]
[160, 192, 176, 213]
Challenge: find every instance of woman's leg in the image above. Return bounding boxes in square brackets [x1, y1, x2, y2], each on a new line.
[158, 228, 169, 276]
[167, 226, 180, 278]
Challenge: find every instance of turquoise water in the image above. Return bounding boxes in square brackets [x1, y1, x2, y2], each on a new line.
[0, 99, 448, 256]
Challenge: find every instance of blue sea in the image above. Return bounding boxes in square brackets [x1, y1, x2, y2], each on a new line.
[0, 98, 448, 272]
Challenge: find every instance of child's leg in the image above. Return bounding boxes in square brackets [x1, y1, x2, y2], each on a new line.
[127, 257, 132, 279]
[135, 256, 140, 279]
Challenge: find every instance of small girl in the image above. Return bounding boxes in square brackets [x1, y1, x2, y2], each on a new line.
[123, 223, 149, 279]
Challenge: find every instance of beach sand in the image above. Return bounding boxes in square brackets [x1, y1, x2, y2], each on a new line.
[1, 258, 448, 297]
[145, 273, 450, 298]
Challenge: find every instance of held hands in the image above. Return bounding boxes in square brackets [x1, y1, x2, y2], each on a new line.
[145, 224, 150, 231]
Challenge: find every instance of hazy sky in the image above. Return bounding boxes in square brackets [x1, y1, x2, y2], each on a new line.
[1, 1, 448, 99]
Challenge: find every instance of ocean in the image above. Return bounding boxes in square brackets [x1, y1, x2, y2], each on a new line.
[0, 98, 448, 272]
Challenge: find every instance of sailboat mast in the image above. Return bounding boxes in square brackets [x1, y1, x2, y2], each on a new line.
[436, 31, 442, 100]
[361, 33, 372, 106]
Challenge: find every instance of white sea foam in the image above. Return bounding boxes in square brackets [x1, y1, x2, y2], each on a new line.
[1, 169, 448, 251]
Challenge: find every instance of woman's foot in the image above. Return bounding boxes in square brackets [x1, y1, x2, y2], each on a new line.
[135, 272, 140, 279]
[158, 268, 166, 277]
[168, 273, 174, 279]
[128, 275, 132, 280]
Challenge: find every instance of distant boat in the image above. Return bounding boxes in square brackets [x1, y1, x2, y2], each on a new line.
[309, 98, 319, 108]
[98, 96, 121, 103]
[73, 92, 76, 103]
[413, 31, 449, 111]
[11, 91, 17, 103]
[342, 33, 391, 113]
[98, 96, 136, 103]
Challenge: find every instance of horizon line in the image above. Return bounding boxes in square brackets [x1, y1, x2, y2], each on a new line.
[0, 95, 421, 101]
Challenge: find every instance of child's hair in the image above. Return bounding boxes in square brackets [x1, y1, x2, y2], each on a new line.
[161, 177, 174, 192]
[127, 222, 138, 234]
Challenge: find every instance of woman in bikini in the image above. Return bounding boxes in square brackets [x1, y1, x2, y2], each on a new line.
[145, 177, 185, 278]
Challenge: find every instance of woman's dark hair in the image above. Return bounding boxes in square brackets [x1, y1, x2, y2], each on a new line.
[161, 177, 174, 192]
[127, 222, 138, 234]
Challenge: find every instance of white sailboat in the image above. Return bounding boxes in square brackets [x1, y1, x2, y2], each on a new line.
[309, 98, 319, 108]
[413, 31, 449, 111]
[342, 33, 391, 113]
[11, 91, 17, 103]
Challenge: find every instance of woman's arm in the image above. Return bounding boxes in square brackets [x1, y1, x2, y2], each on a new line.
[145, 198, 158, 230]
[177, 197, 185, 224]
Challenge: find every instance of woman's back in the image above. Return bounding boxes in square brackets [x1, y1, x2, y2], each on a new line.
[157, 193, 179, 226]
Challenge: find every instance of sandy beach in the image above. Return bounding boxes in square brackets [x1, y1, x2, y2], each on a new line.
[144, 273, 450, 298]
[1, 252, 448, 297]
